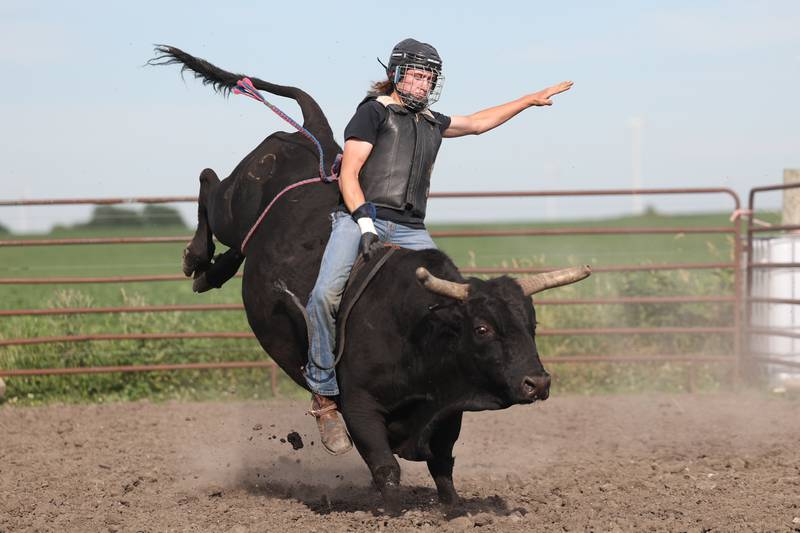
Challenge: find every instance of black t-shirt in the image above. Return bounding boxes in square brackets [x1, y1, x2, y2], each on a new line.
[340, 98, 451, 229]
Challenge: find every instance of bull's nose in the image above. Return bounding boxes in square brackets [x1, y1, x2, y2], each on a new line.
[522, 375, 551, 401]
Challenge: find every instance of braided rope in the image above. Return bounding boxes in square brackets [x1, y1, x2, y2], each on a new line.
[233, 77, 326, 179]
[232, 78, 343, 254]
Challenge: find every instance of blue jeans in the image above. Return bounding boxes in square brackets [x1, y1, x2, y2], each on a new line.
[304, 211, 437, 395]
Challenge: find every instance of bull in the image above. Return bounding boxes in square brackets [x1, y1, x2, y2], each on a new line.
[150, 46, 590, 511]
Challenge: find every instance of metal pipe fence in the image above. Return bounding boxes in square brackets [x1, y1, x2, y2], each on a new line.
[745, 182, 800, 373]
[1, 187, 748, 387]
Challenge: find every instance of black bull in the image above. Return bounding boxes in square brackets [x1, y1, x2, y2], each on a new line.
[151, 46, 590, 509]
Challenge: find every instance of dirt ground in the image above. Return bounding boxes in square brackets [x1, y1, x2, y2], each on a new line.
[2, 392, 799, 532]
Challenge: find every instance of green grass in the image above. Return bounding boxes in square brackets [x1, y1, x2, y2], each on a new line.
[0, 211, 777, 405]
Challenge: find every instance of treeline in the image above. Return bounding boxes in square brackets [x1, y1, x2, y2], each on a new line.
[60, 205, 188, 230]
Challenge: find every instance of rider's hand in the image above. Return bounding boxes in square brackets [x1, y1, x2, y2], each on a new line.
[352, 202, 383, 260]
[527, 80, 573, 106]
[358, 231, 383, 260]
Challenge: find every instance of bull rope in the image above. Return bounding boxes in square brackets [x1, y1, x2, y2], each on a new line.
[233, 77, 340, 254]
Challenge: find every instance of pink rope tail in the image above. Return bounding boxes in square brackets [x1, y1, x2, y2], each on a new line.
[231, 77, 342, 254]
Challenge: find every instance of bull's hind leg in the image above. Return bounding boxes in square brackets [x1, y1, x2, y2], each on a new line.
[426, 412, 463, 505]
[182, 168, 219, 277]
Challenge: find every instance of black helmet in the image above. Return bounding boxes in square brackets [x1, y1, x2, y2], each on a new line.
[384, 38, 444, 112]
[387, 38, 443, 74]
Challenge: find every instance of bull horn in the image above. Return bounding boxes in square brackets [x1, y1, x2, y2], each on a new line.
[517, 265, 592, 296]
[416, 267, 470, 301]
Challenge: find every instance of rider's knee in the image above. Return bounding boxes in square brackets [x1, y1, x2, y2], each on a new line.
[309, 283, 340, 312]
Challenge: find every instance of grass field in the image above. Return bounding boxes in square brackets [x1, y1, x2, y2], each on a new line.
[0, 211, 778, 404]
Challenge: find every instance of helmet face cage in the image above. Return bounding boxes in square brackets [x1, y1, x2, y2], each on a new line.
[391, 62, 444, 112]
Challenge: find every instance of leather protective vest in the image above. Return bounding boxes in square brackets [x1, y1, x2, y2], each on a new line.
[359, 95, 443, 219]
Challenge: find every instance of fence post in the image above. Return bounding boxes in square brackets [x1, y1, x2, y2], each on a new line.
[733, 206, 744, 385]
[0, 377, 5, 400]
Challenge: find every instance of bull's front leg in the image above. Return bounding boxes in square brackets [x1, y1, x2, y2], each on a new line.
[340, 392, 402, 514]
[426, 412, 463, 506]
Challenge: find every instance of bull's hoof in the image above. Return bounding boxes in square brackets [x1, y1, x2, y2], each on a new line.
[182, 245, 209, 278]
[379, 482, 402, 516]
[192, 272, 213, 293]
[438, 491, 460, 507]
[439, 492, 461, 509]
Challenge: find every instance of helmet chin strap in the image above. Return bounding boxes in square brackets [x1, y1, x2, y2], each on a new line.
[376, 56, 389, 71]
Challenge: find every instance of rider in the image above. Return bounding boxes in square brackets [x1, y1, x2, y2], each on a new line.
[305, 38, 573, 455]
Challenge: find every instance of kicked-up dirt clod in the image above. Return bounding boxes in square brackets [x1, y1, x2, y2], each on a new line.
[286, 431, 304, 450]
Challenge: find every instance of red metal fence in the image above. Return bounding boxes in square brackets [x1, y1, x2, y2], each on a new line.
[3, 185, 792, 391]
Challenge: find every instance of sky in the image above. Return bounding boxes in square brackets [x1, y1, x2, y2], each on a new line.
[1, 0, 798, 232]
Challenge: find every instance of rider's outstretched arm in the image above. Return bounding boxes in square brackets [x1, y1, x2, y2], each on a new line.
[443, 80, 574, 138]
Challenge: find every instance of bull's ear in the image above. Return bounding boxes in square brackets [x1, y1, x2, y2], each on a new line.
[416, 267, 469, 301]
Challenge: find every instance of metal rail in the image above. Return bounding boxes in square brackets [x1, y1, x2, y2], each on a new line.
[750, 224, 800, 233]
[0, 187, 744, 383]
[0, 236, 189, 247]
[0, 304, 244, 317]
[0, 332, 255, 347]
[749, 262, 800, 269]
[0, 196, 196, 206]
[748, 297, 800, 305]
[463, 263, 736, 274]
[0, 226, 736, 248]
[537, 295, 735, 305]
[0, 263, 735, 285]
[0, 326, 735, 348]
[433, 227, 734, 237]
[750, 354, 800, 370]
[430, 187, 740, 208]
[0, 360, 274, 376]
[0, 274, 209, 284]
[545, 354, 731, 364]
[747, 327, 800, 340]
[0, 296, 735, 318]
[0, 355, 731, 378]
[0, 187, 742, 207]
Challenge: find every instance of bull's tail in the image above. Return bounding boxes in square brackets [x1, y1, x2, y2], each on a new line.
[148, 45, 335, 150]
[274, 280, 312, 355]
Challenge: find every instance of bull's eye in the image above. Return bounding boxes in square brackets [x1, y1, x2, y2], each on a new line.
[474, 324, 494, 337]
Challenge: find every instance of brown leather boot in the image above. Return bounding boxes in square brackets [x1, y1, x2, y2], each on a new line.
[309, 394, 353, 456]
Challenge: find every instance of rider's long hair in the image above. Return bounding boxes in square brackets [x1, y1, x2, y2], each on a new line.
[368, 77, 393, 96]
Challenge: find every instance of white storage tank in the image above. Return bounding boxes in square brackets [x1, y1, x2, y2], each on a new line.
[750, 234, 800, 389]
